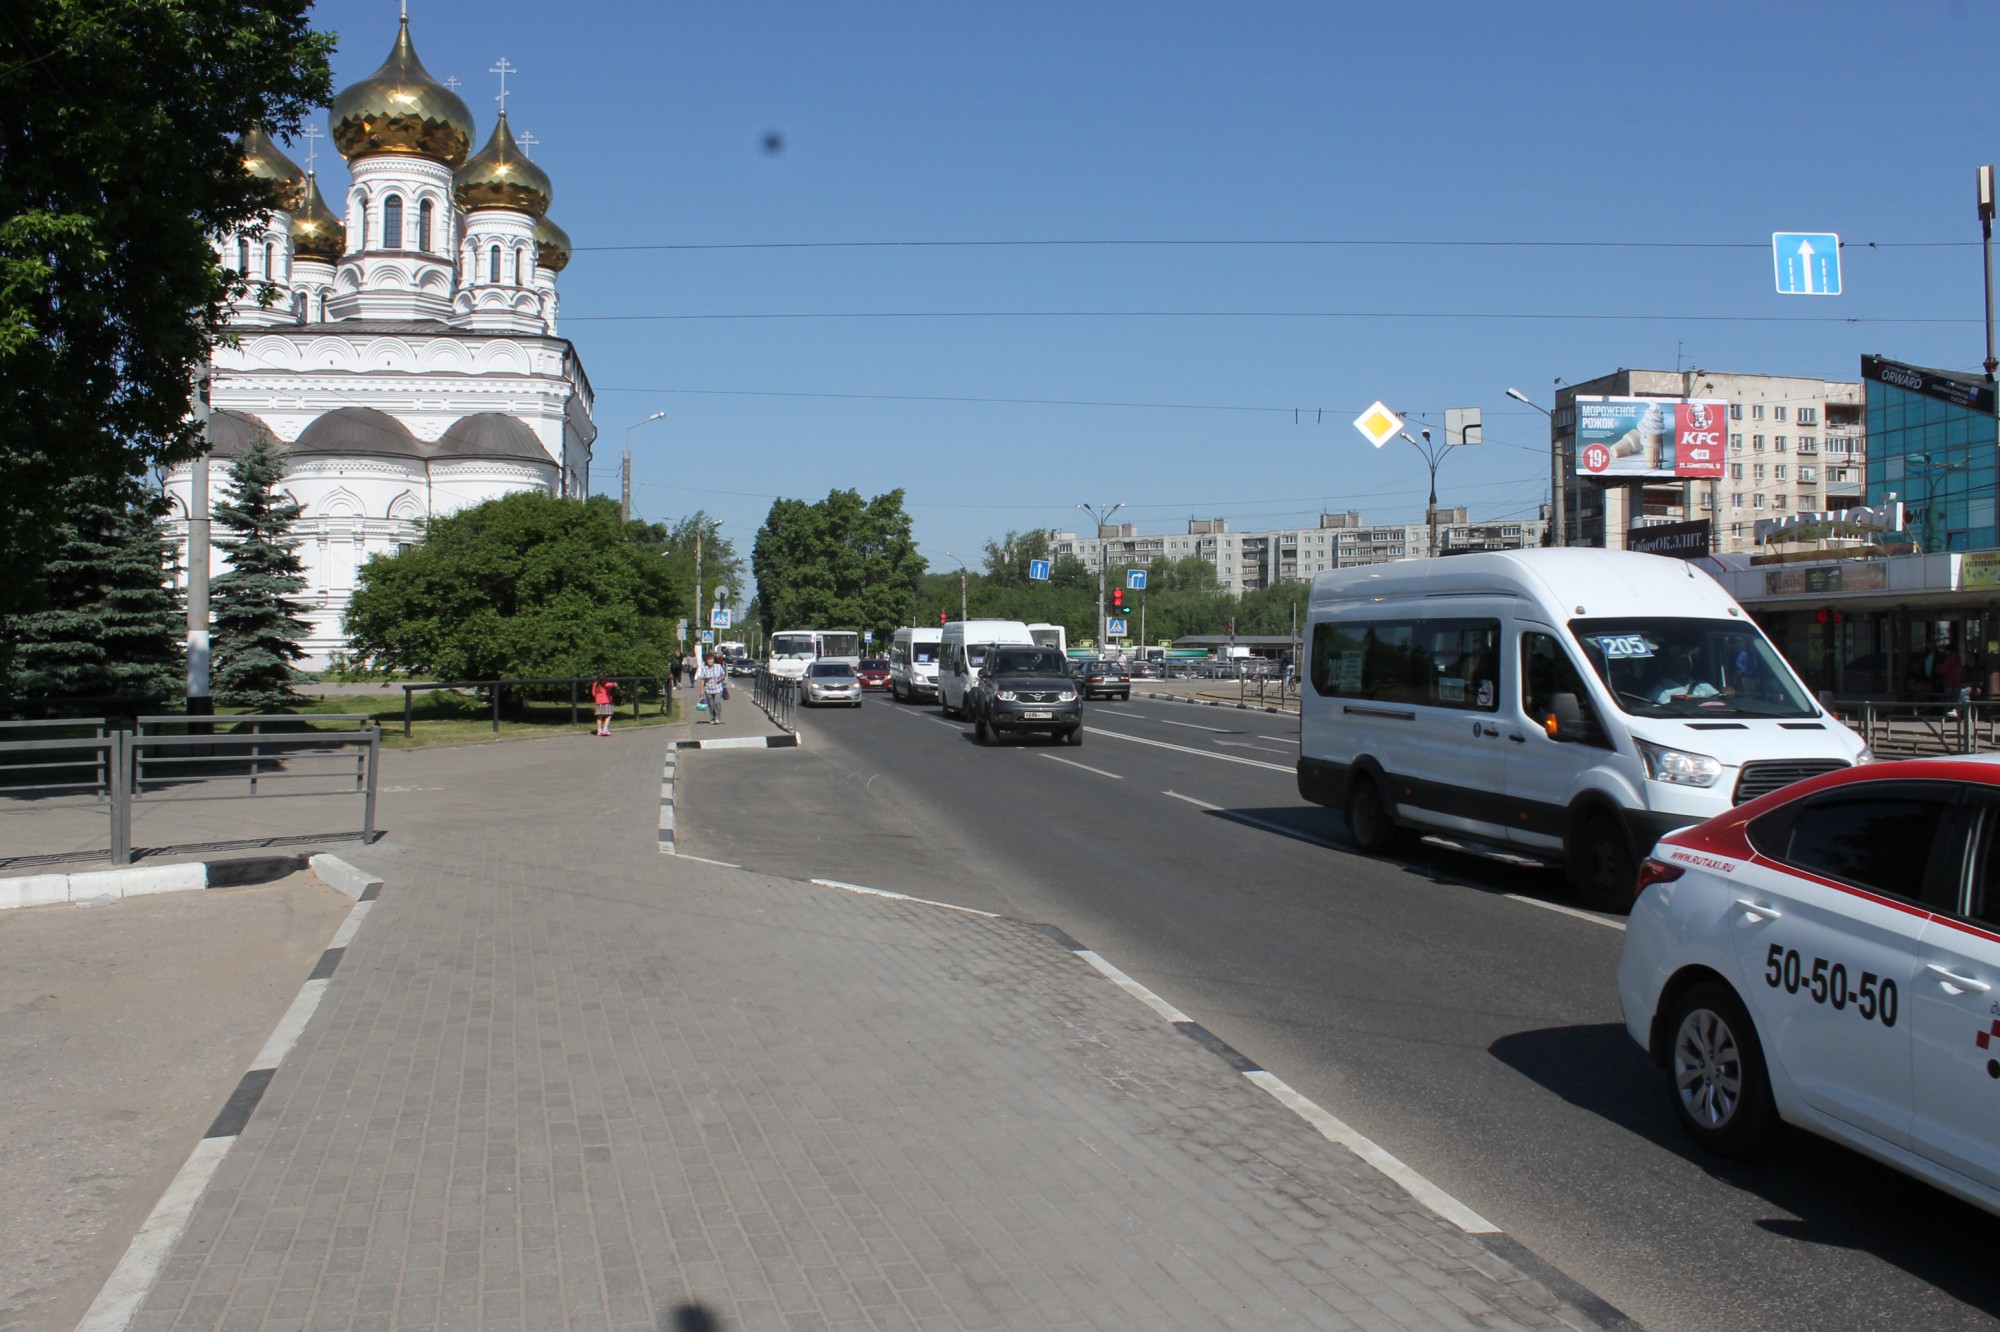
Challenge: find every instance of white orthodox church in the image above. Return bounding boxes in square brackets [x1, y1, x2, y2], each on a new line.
[164, 14, 596, 668]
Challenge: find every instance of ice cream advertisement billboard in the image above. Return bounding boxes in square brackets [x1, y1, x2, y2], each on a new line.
[1574, 397, 1728, 479]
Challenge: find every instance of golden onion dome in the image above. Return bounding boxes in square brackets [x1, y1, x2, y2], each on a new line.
[533, 214, 571, 272]
[330, 17, 475, 167]
[289, 173, 346, 261]
[241, 125, 307, 213]
[453, 113, 552, 217]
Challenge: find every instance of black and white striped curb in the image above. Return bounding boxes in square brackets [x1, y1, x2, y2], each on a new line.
[0, 853, 315, 912]
[1140, 690, 1296, 717]
[674, 733, 801, 750]
[804, 875, 1635, 1332]
[75, 856, 383, 1332]
[658, 746, 676, 853]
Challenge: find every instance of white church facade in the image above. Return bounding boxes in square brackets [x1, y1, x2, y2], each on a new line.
[164, 15, 596, 668]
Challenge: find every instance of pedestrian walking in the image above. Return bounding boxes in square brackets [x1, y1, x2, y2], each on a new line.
[592, 672, 615, 736]
[701, 651, 727, 724]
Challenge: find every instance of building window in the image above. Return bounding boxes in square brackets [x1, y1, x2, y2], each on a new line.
[1752, 404, 1766, 420]
[1753, 434, 1765, 451]
[383, 194, 403, 248]
[1730, 463, 1743, 480]
[1774, 464, 1788, 480]
[1797, 434, 1816, 453]
[1775, 495, 1788, 510]
[1754, 494, 1767, 508]
[1800, 492, 1817, 508]
[1731, 523, 1743, 539]
[1775, 435, 1787, 452]
[489, 245, 501, 283]
[1774, 406, 1787, 422]
[418, 198, 434, 251]
[236, 237, 248, 273]
[1699, 493, 1713, 509]
[1730, 404, 1743, 420]
[1731, 493, 1743, 509]
[262, 241, 273, 277]
[1753, 464, 1766, 480]
[1731, 433, 1743, 450]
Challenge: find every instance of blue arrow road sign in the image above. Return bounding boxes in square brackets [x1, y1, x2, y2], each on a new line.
[1126, 569, 1147, 591]
[1773, 232, 1841, 295]
[1028, 559, 1051, 581]
[1106, 617, 1128, 637]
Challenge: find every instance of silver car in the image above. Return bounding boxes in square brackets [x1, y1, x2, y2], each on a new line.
[801, 661, 863, 707]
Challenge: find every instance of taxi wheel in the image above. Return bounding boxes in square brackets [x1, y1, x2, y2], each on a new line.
[1345, 775, 1410, 855]
[1571, 813, 1637, 913]
[1665, 982, 1776, 1157]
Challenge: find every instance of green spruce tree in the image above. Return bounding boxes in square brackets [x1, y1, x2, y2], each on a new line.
[211, 433, 309, 711]
[102, 492, 186, 706]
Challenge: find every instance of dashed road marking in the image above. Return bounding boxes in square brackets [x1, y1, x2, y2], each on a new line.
[1157, 718, 1231, 733]
[1504, 894, 1627, 931]
[809, 877, 1000, 918]
[1041, 755, 1124, 780]
[1089, 727, 1292, 773]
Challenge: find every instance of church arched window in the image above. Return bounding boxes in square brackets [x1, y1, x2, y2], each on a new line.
[418, 199, 434, 252]
[237, 237, 249, 273]
[516, 245, 529, 285]
[263, 242, 274, 278]
[489, 245, 501, 284]
[383, 194, 403, 249]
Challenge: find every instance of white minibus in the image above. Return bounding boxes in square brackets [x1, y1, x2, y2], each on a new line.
[1027, 622, 1069, 658]
[937, 619, 1035, 718]
[888, 626, 943, 702]
[766, 629, 862, 681]
[1297, 549, 1868, 910]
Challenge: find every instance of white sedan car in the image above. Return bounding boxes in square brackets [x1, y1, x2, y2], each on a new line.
[1619, 756, 2000, 1217]
[800, 661, 863, 707]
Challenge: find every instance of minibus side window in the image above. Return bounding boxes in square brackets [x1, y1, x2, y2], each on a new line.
[1311, 619, 1425, 702]
[1522, 632, 1609, 747]
[1422, 618, 1501, 712]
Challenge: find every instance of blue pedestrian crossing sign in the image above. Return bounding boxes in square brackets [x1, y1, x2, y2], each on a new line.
[1773, 232, 1841, 295]
[701, 630, 715, 643]
[1126, 569, 1147, 591]
[710, 608, 731, 629]
[1106, 617, 1128, 637]
[1028, 559, 1051, 581]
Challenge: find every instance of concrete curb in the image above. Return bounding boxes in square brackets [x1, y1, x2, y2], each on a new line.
[0, 853, 320, 912]
[675, 734, 800, 750]
[308, 852, 384, 901]
[1140, 690, 1296, 717]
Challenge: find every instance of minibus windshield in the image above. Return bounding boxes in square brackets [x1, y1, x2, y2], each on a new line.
[1570, 617, 1817, 719]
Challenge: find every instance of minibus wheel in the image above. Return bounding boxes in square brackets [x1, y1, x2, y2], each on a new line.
[1345, 775, 1410, 854]
[1571, 812, 1637, 912]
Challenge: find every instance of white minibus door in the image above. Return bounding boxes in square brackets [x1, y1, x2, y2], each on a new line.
[1504, 623, 1613, 853]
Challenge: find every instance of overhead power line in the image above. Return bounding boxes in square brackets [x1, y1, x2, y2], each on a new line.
[572, 236, 1968, 254]
[566, 308, 1974, 326]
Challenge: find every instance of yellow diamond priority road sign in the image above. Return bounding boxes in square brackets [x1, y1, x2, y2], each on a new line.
[1353, 401, 1403, 449]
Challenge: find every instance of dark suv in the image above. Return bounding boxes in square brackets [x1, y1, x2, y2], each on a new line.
[970, 645, 1083, 746]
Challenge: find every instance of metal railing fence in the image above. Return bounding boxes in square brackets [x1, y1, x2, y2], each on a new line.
[1827, 699, 2000, 759]
[0, 718, 378, 866]
[400, 675, 672, 737]
[751, 669, 799, 733]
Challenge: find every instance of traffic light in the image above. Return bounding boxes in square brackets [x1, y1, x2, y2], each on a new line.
[939, 609, 948, 625]
[1112, 588, 1124, 612]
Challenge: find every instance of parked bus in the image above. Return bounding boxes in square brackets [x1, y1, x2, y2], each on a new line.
[888, 626, 943, 702]
[766, 629, 863, 681]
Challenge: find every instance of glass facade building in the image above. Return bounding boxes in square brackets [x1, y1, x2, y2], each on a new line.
[1862, 355, 1998, 552]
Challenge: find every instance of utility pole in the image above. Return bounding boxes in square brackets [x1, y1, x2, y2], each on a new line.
[1075, 501, 1124, 650]
[187, 365, 214, 718]
[1982, 165, 1997, 382]
[944, 552, 968, 622]
[620, 452, 631, 523]
[1507, 388, 1561, 546]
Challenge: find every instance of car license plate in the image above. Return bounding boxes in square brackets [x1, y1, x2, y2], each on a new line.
[1022, 710, 1052, 720]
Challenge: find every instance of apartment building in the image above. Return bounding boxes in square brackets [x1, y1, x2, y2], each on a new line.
[1046, 508, 1550, 597]
[1549, 369, 1866, 555]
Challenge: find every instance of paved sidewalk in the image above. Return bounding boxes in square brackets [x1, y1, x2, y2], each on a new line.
[123, 723, 1617, 1330]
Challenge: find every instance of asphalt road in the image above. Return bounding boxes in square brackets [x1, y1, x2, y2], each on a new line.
[679, 690, 2000, 1332]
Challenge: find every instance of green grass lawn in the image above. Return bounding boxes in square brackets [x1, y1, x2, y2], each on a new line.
[286, 690, 683, 748]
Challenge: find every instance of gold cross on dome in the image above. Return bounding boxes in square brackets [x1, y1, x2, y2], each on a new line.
[490, 57, 515, 114]
[444, 75, 462, 91]
[517, 129, 539, 158]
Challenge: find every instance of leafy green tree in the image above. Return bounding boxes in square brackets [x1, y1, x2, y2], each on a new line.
[634, 510, 743, 623]
[981, 529, 1052, 587]
[345, 493, 682, 682]
[7, 477, 184, 709]
[210, 433, 309, 711]
[0, 2, 334, 651]
[752, 489, 925, 644]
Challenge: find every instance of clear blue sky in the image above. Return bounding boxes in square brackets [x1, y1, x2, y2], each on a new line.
[303, 0, 2000, 570]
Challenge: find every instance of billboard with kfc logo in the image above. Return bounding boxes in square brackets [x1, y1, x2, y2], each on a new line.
[1574, 396, 1729, 479]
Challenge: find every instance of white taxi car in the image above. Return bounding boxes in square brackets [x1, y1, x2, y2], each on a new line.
[1619, 757, 2000, 1216]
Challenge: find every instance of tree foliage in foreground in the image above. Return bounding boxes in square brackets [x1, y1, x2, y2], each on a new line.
[344, 494, 684, 682]
[0, 1, 333, 643]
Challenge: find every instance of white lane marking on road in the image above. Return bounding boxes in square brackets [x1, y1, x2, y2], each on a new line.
[927, 718, 961, 731]
[671, 852, 743, 868]
[1042, 755, 1124, 780]
[1089, 726, 1292, 773]
[809, 878, 1000, 918]
[1157, 718, 1230, 733]
[1073, 951, 1191, 1023]
[1164, 791, 1223, 810]
[1095, 708, 1144, 717]
[75, 1135, 235, 1332]
[1245, 1070, 1501, 1235]
[1503, 894, 1628, 931]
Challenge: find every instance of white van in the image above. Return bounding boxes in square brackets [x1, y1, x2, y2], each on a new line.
[1298, 549, 1868, 910]
[937, 619, 1035, 718]
[889, 626, 943, 702]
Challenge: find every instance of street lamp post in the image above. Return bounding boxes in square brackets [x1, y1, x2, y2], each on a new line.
[1399, 430, 1454, 557]
[1507, 387, 1561, 546]
[1076, 502, 1125, 649]
[943, 552, 968, 623]
[622, 410, 668, 522]
[693, 513, 721, 647]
